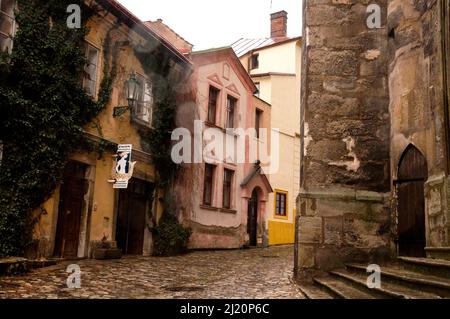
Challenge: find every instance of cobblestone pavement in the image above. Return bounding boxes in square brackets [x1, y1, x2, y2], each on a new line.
[0, 245, 305, 299]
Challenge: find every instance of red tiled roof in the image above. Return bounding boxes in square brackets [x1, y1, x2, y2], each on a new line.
[101, 0, 191, 66]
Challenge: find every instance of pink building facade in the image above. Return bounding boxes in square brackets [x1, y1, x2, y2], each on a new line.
[175, 48, 273, 249]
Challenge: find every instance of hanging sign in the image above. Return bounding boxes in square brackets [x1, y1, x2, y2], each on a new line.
[108, 144, 137, 189]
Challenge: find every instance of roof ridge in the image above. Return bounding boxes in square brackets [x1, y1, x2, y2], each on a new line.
[144, 20, 193, 46]
[104, 0, 190, 64]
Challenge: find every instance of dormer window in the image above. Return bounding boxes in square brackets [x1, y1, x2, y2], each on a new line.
[250, 53, 259, 70]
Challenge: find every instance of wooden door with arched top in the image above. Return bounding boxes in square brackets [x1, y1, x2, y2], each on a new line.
[397, 145, 427, 257]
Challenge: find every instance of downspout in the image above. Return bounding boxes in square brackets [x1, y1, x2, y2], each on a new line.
[441, 0, 450, 174]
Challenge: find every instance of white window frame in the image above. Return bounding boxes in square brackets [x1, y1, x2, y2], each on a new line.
[83, 42, 100, 98]
[134, 72, 153, 127]
[0, 0, 17, 54]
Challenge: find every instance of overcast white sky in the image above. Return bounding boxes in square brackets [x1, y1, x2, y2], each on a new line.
[117, 0, 303, 50]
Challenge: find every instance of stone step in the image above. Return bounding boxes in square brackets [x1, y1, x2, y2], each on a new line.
[313, 276, 377, 299]
[27, 259, 58, 269]
[425, 247, 450, 260]
[297, 282, 335, 299]
[346, 263, 450, 298]
[330, 269, 441, 299]
[397, 257, 450, 279]
[0, 258, 28, 276]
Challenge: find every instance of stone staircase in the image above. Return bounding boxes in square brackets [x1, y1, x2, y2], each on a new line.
[298, 257, 450, 299]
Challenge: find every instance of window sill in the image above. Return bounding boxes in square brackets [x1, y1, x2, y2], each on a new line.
[205, 121, 221, 129]
[220, 208, 237, 214]
[204, 122, 238, 136]
[200, 205, 219, 212]
[200, 205, 237, 214]
[131, 116, 153, 130]
[274, 214, 289, 220]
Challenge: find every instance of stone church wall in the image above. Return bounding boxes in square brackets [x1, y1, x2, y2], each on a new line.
[298, 0, 392, 270]
[388, 0, 450, 256]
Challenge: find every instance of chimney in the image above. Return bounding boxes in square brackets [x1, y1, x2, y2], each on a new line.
[270, 10, 288, 38]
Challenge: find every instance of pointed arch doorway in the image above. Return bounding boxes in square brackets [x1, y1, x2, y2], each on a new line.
[397, 145, 427, 257]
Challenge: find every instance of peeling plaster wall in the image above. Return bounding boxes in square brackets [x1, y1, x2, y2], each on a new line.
[298, 0, 392, 270]
[388, 0, 450, 253]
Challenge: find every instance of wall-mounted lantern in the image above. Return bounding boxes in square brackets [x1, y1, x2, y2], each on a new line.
[113, 71, 140, 118]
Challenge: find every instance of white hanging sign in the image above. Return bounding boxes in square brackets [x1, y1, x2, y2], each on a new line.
[108, 144, 137, 189]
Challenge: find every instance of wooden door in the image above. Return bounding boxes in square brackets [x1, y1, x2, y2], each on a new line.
[397, 145, 427, 257]
[116, 179, 154, 255]
[54, 162, 87, 258]
[247, 190, 258, 246]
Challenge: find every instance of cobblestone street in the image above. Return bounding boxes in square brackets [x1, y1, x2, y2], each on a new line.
[0, 245, 305, 299]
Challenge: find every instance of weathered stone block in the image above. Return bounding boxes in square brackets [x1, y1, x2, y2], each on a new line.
[324, 216, 344, 245]
[308, 139, 349, 162]
[343, 215, 388, 248]
[306, 5, 354, 26]
[298, 245, 316, 268]
[317, 199, 367, 217]
[308, 92, 359, 116]
[315, 246, 345, 270]
[309, 50, 358, 76]
[323, 119, 367, 137]
[299, 217, 323, 243]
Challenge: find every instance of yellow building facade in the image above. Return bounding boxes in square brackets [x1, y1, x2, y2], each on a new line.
[30, 1, 191, 259]
[233, 12, 302, 246]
